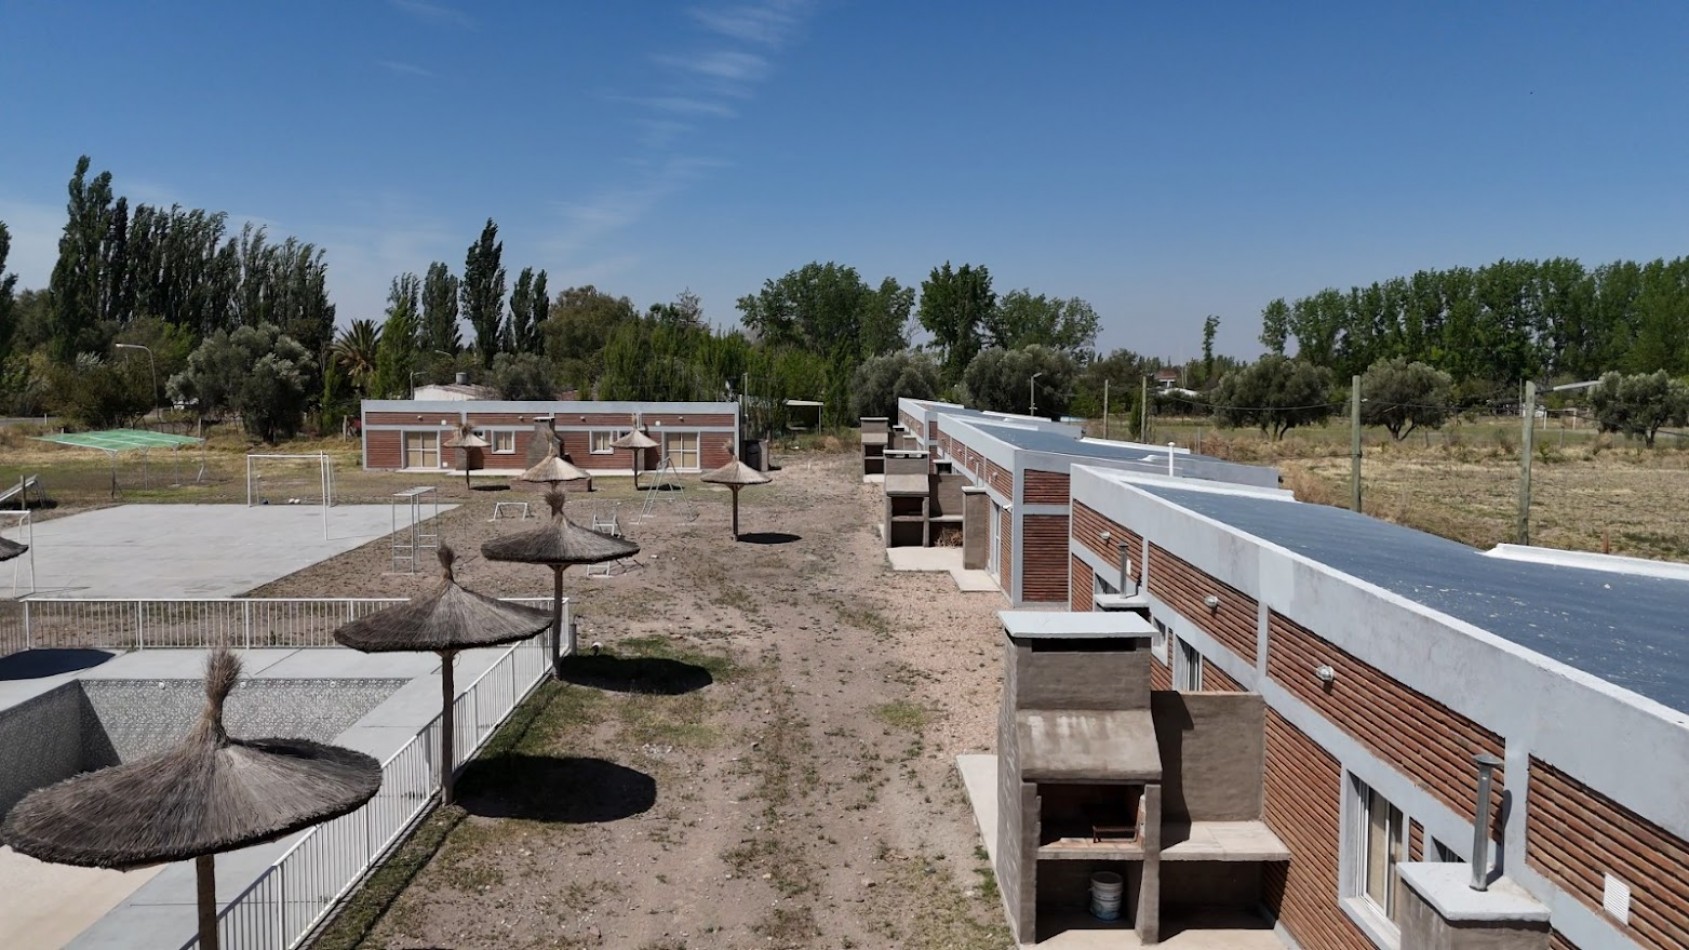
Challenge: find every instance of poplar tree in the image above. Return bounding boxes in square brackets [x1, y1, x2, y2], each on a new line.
[461, 219, 506, 367]
[420, 261, 461, 354]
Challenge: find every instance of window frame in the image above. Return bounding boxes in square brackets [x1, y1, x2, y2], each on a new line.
[1346, 775, 1406, 941]
[1174, 636, 1203, 691]
[490, 430, 516, 455]
[589, 429, 627, 455]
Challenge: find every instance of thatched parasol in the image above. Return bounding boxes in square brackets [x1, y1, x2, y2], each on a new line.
[520, 446, 590, 496]
[610, 426, 659, 489]
[333, 546, 551, 803]
[445, 424, 489, 491]
[0, 535, 25, 562]
[482, 490, 639, 678]
[0, 648, 380, 950]
[700, 454, 771, 540]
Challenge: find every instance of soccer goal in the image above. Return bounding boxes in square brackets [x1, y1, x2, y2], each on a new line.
[247, 453, 335, 538]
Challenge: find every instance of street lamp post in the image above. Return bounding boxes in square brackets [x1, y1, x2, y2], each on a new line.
[1029, 372, 1044, 417]
[115, 343, 159, 421]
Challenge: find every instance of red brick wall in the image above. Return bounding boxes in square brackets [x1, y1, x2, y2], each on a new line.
[1023, 469, 1070, 505]
[1072, 502, 1141, 582]
[1070, 554, 1094, 612]
[1020, 514, 1069, 603]
[1263, 709, 1371, 950]
[641, 412, 734, 428]
[1151, 654, 1173, 691]
[1148, 545, 1258, 662]
[1409, 819, 1424, 861]
[986, 459, 1012, 497]
[1527, 757, 1689, 949]
[1201, 661, 1244, 692]
[899, 409, 923, 441]
[1268, 611, 1506, 822]
[700, 437, 733, 471]
[1549, 930, 1581, 950]
[365, 430, 403, 469]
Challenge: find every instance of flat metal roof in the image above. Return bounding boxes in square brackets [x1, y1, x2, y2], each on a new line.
[1139, 484, 1689, 714]
[999, 610, 1155, 639]
[965, 420, 1280, 488]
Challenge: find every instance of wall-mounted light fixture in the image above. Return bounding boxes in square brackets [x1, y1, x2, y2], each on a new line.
[1202, 594, 1221, 611]
[1314, 664, 1336, 684]
[678, 415, 686, 422]
[1099, 529, 1111, 542]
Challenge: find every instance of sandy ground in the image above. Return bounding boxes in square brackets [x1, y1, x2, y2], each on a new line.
[282, 451, 1014, 949]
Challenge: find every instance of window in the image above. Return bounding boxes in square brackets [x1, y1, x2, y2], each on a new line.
[1354, 779, 1405, 924]
[1095, 575, 1119, 597]
[1175, 637, 1202, 691]
[1150, 617, 1170, 663]
[403, 431, 440, 469]
[664, 431, 700, 470]
[491, 431, 515, 454]
[590, 430, 628, 454]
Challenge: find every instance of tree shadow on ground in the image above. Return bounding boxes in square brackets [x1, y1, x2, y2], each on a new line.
[737, 531, 800, 545]
[470, 484, 510, 493]
[0, 648, 115, 681]
[557, 653, 713, 695]
[456, 754, 655, 822]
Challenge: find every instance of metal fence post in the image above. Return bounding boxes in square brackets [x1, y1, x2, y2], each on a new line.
[23, 599, 31, 650]
[243, 600, 252, 651]
[276, 867, 286, 950]
[136, 601, 145, 651]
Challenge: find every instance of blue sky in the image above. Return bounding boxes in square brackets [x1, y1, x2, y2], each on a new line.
[3, 1, 1688, 359]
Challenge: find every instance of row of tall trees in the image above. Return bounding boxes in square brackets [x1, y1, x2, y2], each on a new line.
[1257, 257, 1689, 388]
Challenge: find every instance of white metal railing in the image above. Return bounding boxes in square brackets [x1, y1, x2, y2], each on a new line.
[5, 596, 552, 653]
[185, 620, 559, 949]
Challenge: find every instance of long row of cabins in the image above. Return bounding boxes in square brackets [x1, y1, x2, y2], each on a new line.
[878, 397, 1689, 950]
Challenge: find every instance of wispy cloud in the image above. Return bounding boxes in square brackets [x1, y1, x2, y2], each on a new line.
[689, 0, 810, 47]
[545, 1, 814, 275]
[388, 0, 474, 30]
[377, 59, 434, 78]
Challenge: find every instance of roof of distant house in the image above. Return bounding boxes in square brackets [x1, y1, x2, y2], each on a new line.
[413, 382, 502, 400]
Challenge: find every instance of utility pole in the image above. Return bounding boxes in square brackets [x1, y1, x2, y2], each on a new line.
[1029, 372, 1043, 417]
[1102, 379, 1109, 440]
[1350, 374, 1363, 512]
[1517, 381, 1537, 545]
[1140, 375, 1150, 443]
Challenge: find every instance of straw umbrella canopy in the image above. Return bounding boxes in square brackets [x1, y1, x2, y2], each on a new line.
[520, 447, 590, 496]
[332, 546, 551, 804]
[0, 535, 25, 561]
[482, 490, 638, 678]
[610, 427, 659, 489]
[700, 455, 771, 540]
[444, 424, 489, 491]
[0, 648, 380, 950]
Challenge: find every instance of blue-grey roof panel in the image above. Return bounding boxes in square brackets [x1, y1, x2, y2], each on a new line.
[1139, 484, 1689, 714]
[968, 421, 1280, 488]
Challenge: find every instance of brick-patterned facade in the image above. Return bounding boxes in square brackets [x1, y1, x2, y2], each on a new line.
[1200, 661, 1244, 692]
[1023, 469, 1070, 505]
[1549, 929, 1581, 950]
[1409, 819, 1424, 861]
[1070, 554, 1094, 613]
[1147, 544, 1258, 662]
[1268, 611, 1506, 822]
[1527, 757, 1689, 949]
[1263, 709, 1371, 950]
[1151, 653, 1173, 692]
[986, 460, 1012, 498]
[364, 406, 734, 473]
[1072, 502, 1141, 581]
[1020, 514, 1069, 603]
[998, 507, 1011, 588]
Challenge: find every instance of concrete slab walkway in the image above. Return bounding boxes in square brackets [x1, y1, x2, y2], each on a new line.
[886, 546, 1003, 595]
[16, 503, 454, 597]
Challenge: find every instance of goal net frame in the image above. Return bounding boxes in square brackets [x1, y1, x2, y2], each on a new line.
[246, 453, 335, 539]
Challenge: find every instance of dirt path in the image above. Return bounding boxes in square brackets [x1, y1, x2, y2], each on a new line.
[302, 452, 1013, 949]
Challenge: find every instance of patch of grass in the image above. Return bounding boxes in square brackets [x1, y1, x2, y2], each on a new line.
[307, 805, 465, 950]
[872, 699, 930, 732]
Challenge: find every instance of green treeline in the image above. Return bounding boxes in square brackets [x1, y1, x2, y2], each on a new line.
[1258, 257, 1689, 394]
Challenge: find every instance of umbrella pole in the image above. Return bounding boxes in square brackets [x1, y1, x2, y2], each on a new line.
[551, 565, 565, 679]
[440, 651, 456, 805]
[196, 854, 220, 950]
[630, 449, 639, 490]
[731, 487, 741, 540]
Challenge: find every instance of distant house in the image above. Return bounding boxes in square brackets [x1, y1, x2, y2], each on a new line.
[412, 381, 501, 401]
[1153, 368, 1181, 390]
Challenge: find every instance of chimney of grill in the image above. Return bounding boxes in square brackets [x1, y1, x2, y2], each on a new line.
[454, 371, 469, 386]
[1469, 752, 1504, 890]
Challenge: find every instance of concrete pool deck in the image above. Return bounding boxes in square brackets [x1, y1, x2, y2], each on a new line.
[0, 645, 516, 949]
[14, 503, 455, 598]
